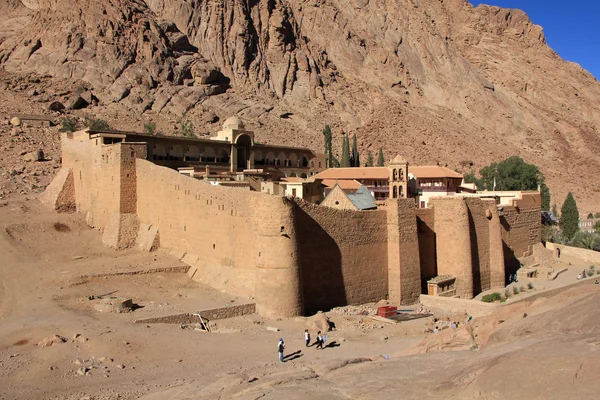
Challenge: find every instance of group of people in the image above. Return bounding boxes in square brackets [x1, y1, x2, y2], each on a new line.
[577, 270, 588, 280]
[277, 329, 328, 363]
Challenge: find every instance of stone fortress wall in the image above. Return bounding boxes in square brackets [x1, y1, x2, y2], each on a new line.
[46, 134, 542, 318]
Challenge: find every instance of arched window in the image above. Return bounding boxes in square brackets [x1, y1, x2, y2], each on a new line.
[217, 148, 230, 163]
[254, 150, 265, 165]
[301, 155, 308, 167]
[289, 153, 298, 167]
[277, 152, 287, 167]
[184, 146, 200, 162]
[300, 173, 308, 179]
[310, 161, 314, 168]
[201, 147, 216, 162]
[153, 144, 167, 160]
[399, 185, 403, 198]
[393, 186, 398, 199]
[170, 145, 183, 161]
[318, 161, 322, 168]
[265, 151, 275, 166]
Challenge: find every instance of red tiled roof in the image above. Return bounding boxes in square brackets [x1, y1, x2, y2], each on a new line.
[408, 166, 463, 179]
[314, 167, 389, 180]
[321, 179, 362, 190]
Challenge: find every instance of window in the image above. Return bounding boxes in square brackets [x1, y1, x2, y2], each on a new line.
[292, 188, 297, 197]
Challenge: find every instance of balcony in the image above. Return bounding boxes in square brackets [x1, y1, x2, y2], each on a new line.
[418, 185, 458, 192]
[366, 185, 389, 193]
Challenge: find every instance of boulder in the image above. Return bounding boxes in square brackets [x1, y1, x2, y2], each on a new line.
[66, 94, 89, 110]
[80, 91, 97, 105]
[48, 101, 65, 112]
[94, 297, 133, 313]
[307, 311, 334, 332]
[10, 117, 21, 126]
[37, 334, 68, 347]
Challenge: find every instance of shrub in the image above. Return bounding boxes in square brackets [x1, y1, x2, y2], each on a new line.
[527, 282, 534, 290]
[482, 292, 502, 303]
[178, 117, 195, 137]
[504, 288, 511, 298]
[144, 122, 157, 135]
[59, 116, 78, 132]
[587, 269, 595, 278]
[513, 286, 520, 295]
[520, 285, 527, 292]
[84, 117, 110, 131]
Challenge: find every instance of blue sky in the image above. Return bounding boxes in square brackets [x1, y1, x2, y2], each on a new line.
[469, 1, 600, 79]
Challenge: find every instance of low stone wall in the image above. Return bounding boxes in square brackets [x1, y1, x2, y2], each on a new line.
[134, 313, 199, 325]
[198, 303, 256, 320]
[419, 294, 500, 317]
[134, 303, 256, 324]
[545, 242, 600, 264]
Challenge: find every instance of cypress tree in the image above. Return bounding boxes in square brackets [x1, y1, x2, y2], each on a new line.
[376, 147, 385, 166]
[560, 192, 580, 240]
[366, 151, 374, 167]
[340, 133, 351, 167]
[322, 125, 332, 166]
[351, 133, 360, 167]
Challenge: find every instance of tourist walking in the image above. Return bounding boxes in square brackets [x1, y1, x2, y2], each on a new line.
[316, 331, 323, 350]
[304, 329, 310, 347]
[278, 338, 285, 363]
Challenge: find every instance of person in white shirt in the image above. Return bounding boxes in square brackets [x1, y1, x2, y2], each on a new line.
[278, 339, 285, 363]
[304, 329, 310, 347]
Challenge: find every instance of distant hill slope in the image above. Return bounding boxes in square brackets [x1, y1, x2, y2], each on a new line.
[0, 0, 599, 210]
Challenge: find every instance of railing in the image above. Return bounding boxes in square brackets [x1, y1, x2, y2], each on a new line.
[366, 186, 389, 193]
[418, 185, 458, 192]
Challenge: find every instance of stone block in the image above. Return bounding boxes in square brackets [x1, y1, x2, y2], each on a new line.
[136, 223, 159, 252]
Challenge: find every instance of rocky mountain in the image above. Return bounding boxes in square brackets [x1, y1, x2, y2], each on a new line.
[0, 0, 599, 211]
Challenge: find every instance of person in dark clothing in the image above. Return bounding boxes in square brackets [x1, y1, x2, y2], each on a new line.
[315, 331, 323, 350]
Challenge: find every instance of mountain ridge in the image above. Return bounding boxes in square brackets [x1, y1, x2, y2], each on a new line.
[0, 0, 598, 211]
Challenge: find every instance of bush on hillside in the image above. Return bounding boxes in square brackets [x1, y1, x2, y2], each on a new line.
[482, 292, 502, 303]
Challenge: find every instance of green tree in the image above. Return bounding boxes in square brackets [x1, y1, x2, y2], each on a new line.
[479, 162, 498, 190]
[340, 133, 351, 167]
[594, 221, 600, 235]
[569, 231, 600, 251]
[331, 155, 340, 168]
[477, 156, 550, 209]
[351, 133, 360, 167]
[84, 117, 110, 131]
[376, 147, 385, 166]
[322, 125, 332, 166]
[560, 192, 580, 240]
[587, 212, 594, 219]
[366, 151, 374, 167]
[59, 116, 78, 132]
[540, 183, 550, 211]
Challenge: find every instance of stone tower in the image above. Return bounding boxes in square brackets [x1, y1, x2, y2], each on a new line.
[388, 155, 408, 199]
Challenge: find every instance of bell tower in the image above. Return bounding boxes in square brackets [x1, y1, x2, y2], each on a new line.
[388, 155, 408, 199]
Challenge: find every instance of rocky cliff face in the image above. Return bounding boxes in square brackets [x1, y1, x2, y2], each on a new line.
[1, 0, 599, 210]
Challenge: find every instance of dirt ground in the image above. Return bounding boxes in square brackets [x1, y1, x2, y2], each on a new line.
[1, 197, 600, 400]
